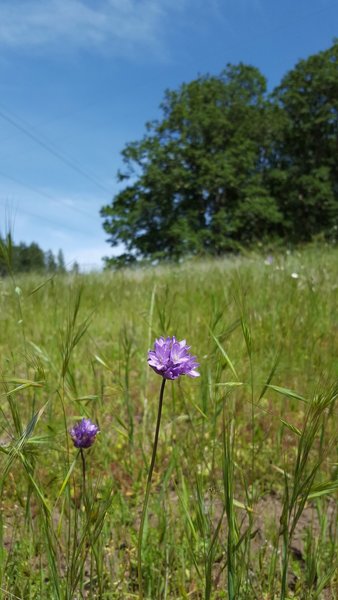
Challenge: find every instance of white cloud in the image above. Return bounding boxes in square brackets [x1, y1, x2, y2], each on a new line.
[0, 0, 186, 57]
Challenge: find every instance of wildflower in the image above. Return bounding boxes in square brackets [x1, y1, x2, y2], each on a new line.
[139, 338, 200, 596]
[291, 272, 299, 279]
[264, 255, 273, 266]
[148, 336, 200, 380]
[70, 418, 99, 448]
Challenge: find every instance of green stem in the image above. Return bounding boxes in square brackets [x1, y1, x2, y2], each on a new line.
[138, 377, 166, 600]
[80, 449, 88, 514]
[280, 528, 289, 600]
[80, 449, 86, 491]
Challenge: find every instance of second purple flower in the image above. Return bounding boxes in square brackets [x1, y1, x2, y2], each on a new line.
[148, 336, 200, 380]
[70, 418, 100, 449]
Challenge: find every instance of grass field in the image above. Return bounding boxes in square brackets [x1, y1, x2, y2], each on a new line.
[0, 246, 337, 599]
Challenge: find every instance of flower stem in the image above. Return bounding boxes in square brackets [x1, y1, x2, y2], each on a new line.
[138, 377, 166, 600]
[80, 448, 88, 514]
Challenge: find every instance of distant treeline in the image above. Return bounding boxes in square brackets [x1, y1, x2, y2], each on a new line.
[101, 41, 338, 266]
[0, 235, 78, 275]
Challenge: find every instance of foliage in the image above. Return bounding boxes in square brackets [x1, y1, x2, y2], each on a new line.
[269, 40, 338, 242]
[102, 42, 338, 266]
[0, 246, 337, 598]
[0, 233, 66, 276]
[57, 248, 66, 273]
[102, 64, 280, 264]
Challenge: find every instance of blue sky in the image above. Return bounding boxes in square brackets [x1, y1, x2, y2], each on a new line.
[0, 0, 336, 270]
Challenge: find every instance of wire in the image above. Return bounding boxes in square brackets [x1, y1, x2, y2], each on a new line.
[0, 105, 111, 194]
[0, 198, 96, 236]
[0, 168, 96, 220]
[0, 101, 112, 191]
[0, 98, 101, 147]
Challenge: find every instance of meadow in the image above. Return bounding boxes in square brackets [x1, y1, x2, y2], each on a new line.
[0, 245, 337, 599]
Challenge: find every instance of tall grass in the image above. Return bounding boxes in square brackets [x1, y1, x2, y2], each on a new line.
[0, 245, 337, 598]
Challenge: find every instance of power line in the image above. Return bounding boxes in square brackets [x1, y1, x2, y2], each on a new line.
[0, 105, 111, 194]
[0, 199, 96, 236]
[0, 101, 112, 191]
[0, 168, 95, 220]
[0, 98, 101, 148]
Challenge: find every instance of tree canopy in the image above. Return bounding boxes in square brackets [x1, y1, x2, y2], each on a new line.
[101, 41, 338, 266]
[269, 41, 338, 241]
[0, 235, 67, 276]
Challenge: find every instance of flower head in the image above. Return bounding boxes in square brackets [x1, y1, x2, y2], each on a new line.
[70, 418, 99, 449]
[148, 336, 200, 380]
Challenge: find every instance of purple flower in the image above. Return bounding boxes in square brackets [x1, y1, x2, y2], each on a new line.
[70, 418, 99, 449]
[148, 336, 200, 380]
[264, 255, 274, 266]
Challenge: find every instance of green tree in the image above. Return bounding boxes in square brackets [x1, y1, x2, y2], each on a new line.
[57, 249, 66, 273]
[13, 242, 45, 273]
[269, 40, 338, 241]
[101, 63, 281, 265]
[0, 234, 13, 276]
[71, 261, 80, 274]
[45, 250, 57, 273]
[0, 236, 67, 275]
